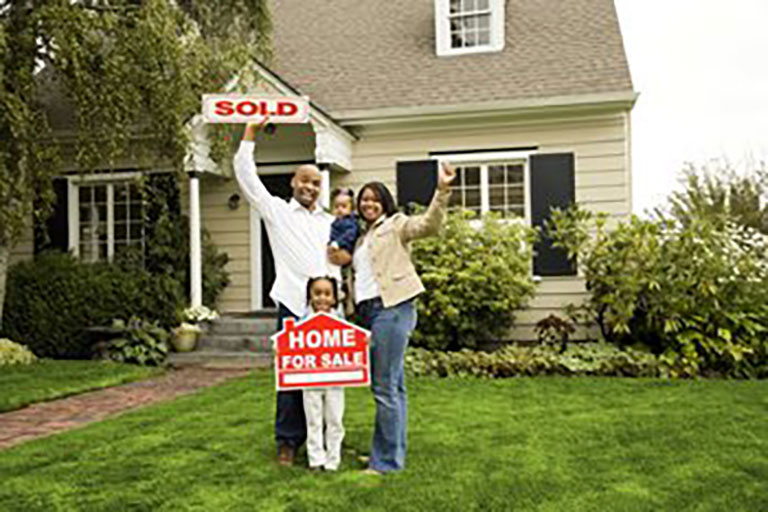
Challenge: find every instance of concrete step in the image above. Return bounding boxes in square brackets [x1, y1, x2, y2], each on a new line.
[169, 350, 272, 370]
[197, 333, 272, 353]
[206, 314, 278, 336]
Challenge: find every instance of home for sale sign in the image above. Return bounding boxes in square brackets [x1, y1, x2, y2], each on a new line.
[272, 313, 371, 391]
[202, 94, 310, 124]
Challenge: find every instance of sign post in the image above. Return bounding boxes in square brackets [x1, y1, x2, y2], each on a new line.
[271, 313, 371, 391]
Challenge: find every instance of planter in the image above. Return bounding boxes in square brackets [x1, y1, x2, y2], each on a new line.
[172, 325, 201, 352]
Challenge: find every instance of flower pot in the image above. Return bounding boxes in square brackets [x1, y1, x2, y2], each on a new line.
[172, 329, 200, 352]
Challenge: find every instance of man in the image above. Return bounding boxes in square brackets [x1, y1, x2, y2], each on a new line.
[233, 121, 343, 465]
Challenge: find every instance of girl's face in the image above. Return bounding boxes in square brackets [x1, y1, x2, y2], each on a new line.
[309, 279, 336, 313]
[333, 194, 353, 218]
[359, 187, 384, 223]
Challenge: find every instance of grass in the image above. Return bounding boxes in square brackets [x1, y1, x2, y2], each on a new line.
[0, 360, 164, 412]
[0, 372, 766, 511]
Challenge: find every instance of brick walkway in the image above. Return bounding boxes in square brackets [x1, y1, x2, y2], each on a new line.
[0, 367, 250, 451]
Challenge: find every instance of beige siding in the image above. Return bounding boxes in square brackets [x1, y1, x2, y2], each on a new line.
[337, 111, 632, 340]
[9, 224, 34, 267]
[182, 176, 251, 313]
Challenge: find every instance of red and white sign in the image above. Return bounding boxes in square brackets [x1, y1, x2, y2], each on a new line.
[272, 313, 371, 391]
[202, 94, 310, 124]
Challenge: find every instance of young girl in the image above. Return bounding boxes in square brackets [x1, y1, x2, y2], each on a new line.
[302, 276, 345, 471]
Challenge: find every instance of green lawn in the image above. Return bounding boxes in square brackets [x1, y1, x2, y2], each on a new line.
[0, 360, 164, 412]
[0, 372, 766, 511]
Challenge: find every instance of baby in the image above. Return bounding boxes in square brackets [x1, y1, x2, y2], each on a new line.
[328, 188, 359, 255]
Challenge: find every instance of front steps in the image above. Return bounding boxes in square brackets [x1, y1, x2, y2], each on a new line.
[169, 312, 278, 369]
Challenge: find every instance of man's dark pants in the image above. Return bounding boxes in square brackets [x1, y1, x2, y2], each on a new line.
[275, 303, 306, 451]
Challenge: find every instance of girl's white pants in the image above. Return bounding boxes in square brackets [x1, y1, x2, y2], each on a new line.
[302, 387, 345, 470]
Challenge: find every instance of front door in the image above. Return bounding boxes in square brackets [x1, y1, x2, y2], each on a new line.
[259, 174, 294, 308]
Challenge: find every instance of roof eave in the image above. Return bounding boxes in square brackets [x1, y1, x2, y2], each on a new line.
[334, 90, 639, 127]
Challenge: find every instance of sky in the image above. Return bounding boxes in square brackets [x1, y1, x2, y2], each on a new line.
[613, 0, 768, 214]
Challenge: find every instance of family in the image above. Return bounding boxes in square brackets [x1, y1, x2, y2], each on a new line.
[233, 121, 455, 475]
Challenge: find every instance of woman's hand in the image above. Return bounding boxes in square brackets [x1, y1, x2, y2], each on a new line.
[328, 246, 352, 266]
[243, 117, 271, 141]
[437, 161, 456, 192]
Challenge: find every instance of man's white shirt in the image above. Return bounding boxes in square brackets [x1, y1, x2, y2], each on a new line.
[234, 140, 339, 316]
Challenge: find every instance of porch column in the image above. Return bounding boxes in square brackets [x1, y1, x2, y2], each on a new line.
[320, 166, 331, 210]
[188, 171, 203, 308]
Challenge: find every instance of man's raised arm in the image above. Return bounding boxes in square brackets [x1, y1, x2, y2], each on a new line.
[233, 122, 277, 222]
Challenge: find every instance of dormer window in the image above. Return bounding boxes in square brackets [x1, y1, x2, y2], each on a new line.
[436, 0, 505, 56]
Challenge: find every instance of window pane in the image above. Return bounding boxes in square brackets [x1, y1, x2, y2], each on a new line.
[115, 204, 127, 222]
[477, 0, 489, 10]
[507, 164, 524, 183]
[478, 29, 491, 45]
[96, 204, 107, 223]
[79, 186, 92, 203]
[477, 13, 491, 29]
[99, 243, 108, 260]
[464, 0, 476, 12]
[451, 32, 463, 48]
[450, 18, 462, 31]
[94, 185, 107, 203]
[464, 166, 480, 186]
[490, 205, 507, 219]
[465, 29, 478, 46]
[510, 206, 525, 218]
[489, 165, 505, 185]
[128, 183, 141, 201]
[466, 16, 478, 30]
[129, 203, 143, 221]
[465, 188, 481, 208]
[488, 186, 505, 207]
[449, 192, 462, 208]
[507, 186, 524, 206]
[450, 0, 461, 14]
[114, 183, 128, 203]
[115, 222, 127, 241]
[79, 206, 91, 223]
[129, 224, 143, 240]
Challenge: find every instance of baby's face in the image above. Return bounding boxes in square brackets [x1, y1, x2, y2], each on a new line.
[333, 195, 353, 217]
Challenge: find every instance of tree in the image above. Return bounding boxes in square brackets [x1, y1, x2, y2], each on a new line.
[660, 159, 768, 233]
[0, 0, 271, 328]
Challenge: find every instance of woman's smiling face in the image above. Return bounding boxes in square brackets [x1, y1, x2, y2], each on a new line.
[359, 187, 384, 223]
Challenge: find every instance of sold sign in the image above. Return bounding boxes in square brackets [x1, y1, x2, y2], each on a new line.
[202, 94, 310, 124]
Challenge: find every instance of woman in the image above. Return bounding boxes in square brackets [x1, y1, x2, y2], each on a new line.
[332, 163, 455, 474]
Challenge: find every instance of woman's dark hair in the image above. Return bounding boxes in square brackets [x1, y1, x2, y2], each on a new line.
[306, 276, 339, 307]
[331, 187, 355, 203]
[357, 182, 398, 219]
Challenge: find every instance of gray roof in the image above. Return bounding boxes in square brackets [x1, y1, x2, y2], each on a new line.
[269, 0, 634, 115]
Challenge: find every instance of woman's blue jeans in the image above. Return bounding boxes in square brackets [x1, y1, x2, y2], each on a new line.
[357, 297, 417, 473]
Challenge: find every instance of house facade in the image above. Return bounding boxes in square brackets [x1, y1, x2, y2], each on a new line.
[12, 0, 635, 340]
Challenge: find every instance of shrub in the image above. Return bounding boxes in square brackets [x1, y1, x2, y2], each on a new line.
[142, 174, 230, 306]
[2, 252, 184, 359]
[404, 343, 660, 378]
[411, 210, 537, 350]
[548, 206, 768, 378]
[93, 317, 170, 366]
[0, 339, 38, 366]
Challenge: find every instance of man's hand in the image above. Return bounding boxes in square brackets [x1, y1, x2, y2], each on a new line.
[242, 117, 271, 142]
[437, 161, 456, 192]
[328, 246, 352, 266]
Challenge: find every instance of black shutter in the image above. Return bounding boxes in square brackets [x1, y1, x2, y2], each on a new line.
[34, 177, 69, 254]
[530, 153, 576, 276]
[396, 160, 438, 212]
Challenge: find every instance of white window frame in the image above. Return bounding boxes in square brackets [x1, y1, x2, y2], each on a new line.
[435, 0, 505, 57]
[435, 150, 534, 224]
[67, 171, 144, 262]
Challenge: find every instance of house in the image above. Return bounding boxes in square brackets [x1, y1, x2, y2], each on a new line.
[11, 0, 636, 340]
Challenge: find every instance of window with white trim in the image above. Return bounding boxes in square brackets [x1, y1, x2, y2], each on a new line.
[448, 160, 527, 219]
[435, 0, 505, 56]
[71, 179, 144, 263]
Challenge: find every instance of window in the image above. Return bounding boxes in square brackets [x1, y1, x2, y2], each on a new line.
[436, 0, 504, 56]
[449, 0, 492, 49]
[69, 177, 145, 263]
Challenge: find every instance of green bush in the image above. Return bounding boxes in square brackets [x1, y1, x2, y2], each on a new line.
[93, 317, 170, 366]
[411, 210, 537, 350]
[2, 252, 184, 359]
[548, 206, 768, 378]
[0, 338, 38, 366]
[404, 343, 660, 378]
